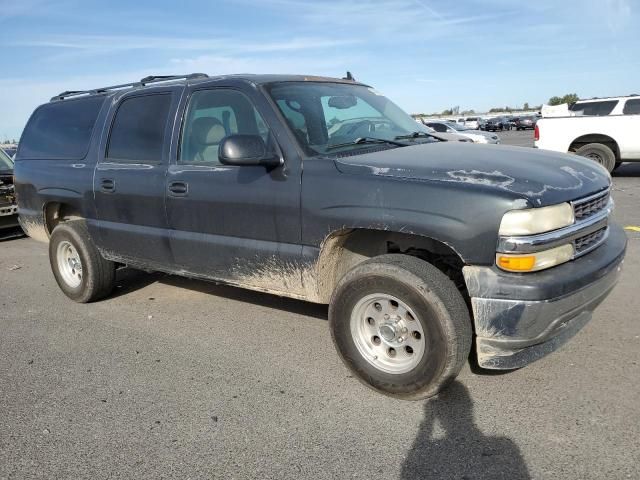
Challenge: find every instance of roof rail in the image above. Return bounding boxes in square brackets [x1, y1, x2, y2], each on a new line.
[50, 73, 209, 101]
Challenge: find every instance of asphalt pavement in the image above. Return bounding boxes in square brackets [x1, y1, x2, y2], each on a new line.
[1, 138, 639, 479]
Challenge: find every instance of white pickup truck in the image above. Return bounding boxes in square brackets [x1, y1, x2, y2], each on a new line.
[535, 95, 640, 172]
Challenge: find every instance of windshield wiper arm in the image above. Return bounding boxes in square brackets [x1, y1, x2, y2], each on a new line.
[326, 136, 408, 151]
[394, 131, 447, 142]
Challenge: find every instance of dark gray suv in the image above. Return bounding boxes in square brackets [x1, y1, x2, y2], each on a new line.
[14, 73, 626, 399]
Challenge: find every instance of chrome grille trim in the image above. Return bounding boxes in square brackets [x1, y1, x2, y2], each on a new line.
[574, 227, 609, 258]
[571, 188, 610, 221]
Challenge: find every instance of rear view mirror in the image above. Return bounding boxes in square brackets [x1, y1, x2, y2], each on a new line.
[328, 95, 358, 109]
[218, 135, 283, 168]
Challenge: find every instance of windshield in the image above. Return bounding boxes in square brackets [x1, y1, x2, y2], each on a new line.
[0, 148, 13, 170]
[267, 82, 432, 155]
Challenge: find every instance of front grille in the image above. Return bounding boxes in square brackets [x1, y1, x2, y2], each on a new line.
[573, 190, 610, 221]
[574, 227, 607, 254]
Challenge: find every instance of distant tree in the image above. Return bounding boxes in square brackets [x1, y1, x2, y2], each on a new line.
[441, 109, 453, 115]
[548, 93, 579, 105]
[523, 102, 530, 110]
[561, 93, 579, 104]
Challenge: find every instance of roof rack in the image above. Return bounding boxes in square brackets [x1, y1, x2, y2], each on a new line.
[50, 73, 209, 101]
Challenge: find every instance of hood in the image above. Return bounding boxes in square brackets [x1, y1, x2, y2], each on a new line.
[334, 142, 610, 206]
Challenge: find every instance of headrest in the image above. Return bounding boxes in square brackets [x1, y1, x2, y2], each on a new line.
[192, 117, 226, 146]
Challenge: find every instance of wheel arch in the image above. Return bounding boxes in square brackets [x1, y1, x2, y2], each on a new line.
[313, 228, 467, 303]
[43, 201, 84, 237]
[569, 134, 620, 159]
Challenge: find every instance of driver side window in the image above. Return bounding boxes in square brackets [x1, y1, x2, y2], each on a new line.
[179, 89, 270, 165]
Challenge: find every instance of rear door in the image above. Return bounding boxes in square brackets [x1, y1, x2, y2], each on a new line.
[164, 84, 304, 296]
[93, 87, 182, 267]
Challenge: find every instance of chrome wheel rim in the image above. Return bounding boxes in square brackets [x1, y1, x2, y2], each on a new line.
[57, 240, 83, 288]
[350, 294, 426, 374]
[585, 152, 604, 164]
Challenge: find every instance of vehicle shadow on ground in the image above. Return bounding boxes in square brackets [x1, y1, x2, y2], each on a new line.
[613, 163, 640, 177]
[401, 382, 530, 480]
[109, 267, 166, 299]
[160, 274, 329, 320]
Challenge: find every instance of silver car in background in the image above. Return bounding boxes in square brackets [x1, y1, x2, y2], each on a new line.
[424, 120, 500, 144]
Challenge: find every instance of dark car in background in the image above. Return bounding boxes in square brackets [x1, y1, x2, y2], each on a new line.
[0, 147, 20, 237]
[514, 116, 537, 130]
[484, 117, 510, 131]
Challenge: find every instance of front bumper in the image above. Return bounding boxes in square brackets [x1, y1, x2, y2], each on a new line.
[0, 203, 19, 228]
[463, 223, 626, 369]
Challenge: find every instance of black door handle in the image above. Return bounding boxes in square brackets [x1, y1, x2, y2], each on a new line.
[168, 181, 188, 196]
[100, 178, 115, 193]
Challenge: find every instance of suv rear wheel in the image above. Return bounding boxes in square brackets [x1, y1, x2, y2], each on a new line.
[49, 221, 116, 303]
[329, 254, 472, 400]
[575, 143, 616, 172]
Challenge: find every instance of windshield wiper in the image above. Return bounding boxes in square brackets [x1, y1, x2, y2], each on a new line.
[394, 131, 447, 142]
[326, 136, 408, 151]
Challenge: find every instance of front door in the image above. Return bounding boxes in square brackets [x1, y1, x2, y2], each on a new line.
[165, 86, 304, 296]
[93, 88, 180, 267]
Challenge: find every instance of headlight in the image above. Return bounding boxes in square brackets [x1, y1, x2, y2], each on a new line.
[497, 244, 574, 272]
[499, 203, 574, 236]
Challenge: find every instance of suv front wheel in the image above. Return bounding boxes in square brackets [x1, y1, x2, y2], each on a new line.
[329, 254, 472, 400]
[49, 221, 116, 303]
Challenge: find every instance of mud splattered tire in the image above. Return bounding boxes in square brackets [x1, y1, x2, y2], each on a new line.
[575, 143, 616, 173]
[329, 254, 472, 400]
[49, 221, 116, 303]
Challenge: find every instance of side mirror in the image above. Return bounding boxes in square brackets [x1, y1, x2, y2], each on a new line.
[218, 134, 283, 168]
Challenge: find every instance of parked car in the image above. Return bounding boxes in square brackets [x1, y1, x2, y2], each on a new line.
[421, 124, 474, 143]
[463, 117, 480, 129]
[15, 73, 626, 399]
[514, 116, 537, 130]
[0, 148, 20, 237]
[484, 117, 510, 131]
[425, 121, 500, 144]
[2, 145, 18, 158]
[535, 95, 640, 172]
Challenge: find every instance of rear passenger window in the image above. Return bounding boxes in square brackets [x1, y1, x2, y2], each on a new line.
[107, 94, 171, 162]
[19, 96, 105, 159]
[623, 99, 640, 115]
[179, 89, 271, 165]
[569, 101, 618, 116]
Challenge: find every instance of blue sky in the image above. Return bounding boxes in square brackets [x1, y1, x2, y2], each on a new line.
[1, 0, 638, 140]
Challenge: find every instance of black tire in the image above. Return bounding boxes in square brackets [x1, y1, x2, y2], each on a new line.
[575, 143, 616, 173]
[49, 221, 116, 303]
[329, 254, 472, 400]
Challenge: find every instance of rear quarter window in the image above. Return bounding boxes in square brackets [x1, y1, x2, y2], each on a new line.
[569, 100, 618, 116]
[623, 99, 640, 115]
[18, 96, 105, 159]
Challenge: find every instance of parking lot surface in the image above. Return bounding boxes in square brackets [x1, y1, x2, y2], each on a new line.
[497, 129, 535, 147]
[1, 142, 639, 479]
